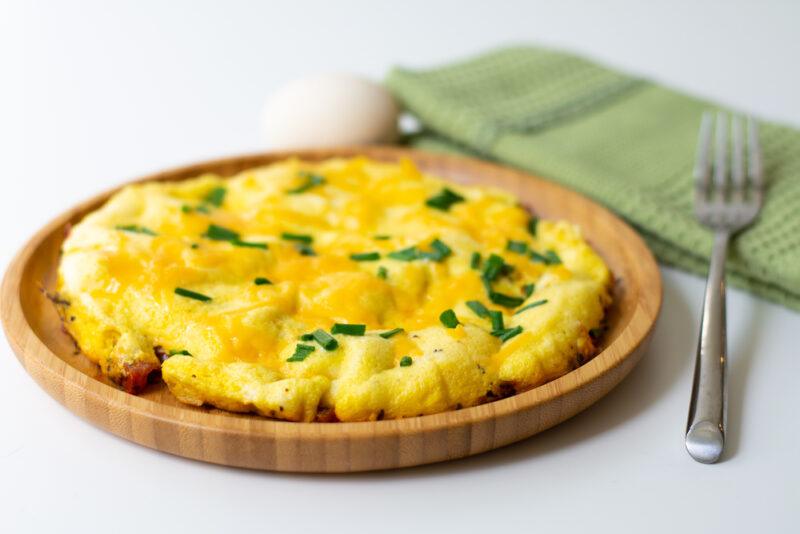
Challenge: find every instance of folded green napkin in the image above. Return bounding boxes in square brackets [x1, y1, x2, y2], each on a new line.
[386, 46, 800, 311]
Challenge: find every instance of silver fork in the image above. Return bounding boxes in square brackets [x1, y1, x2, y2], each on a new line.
[685, 112, 763, 464]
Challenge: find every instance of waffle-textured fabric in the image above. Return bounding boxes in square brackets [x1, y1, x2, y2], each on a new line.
[386, 46, 800, 311]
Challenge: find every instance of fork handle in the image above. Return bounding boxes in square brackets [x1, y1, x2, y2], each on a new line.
[685, 230, 729, 463]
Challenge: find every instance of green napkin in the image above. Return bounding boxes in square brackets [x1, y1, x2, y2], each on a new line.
[386, 46, 800, 311]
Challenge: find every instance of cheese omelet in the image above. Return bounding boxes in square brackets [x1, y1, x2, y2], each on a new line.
[56, 157, 612, 422]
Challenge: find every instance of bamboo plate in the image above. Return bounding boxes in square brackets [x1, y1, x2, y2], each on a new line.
[1, 146, 661, 473]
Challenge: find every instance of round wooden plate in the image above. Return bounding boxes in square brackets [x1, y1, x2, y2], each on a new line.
[1, 146, 661, 472]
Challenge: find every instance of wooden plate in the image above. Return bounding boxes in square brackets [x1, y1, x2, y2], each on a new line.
[1, 146, 661, 472]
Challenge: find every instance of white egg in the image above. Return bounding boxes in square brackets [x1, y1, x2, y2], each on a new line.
[261, 74, 399, 149]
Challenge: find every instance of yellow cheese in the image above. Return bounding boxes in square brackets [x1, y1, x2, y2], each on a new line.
[57, 157, 612, 421]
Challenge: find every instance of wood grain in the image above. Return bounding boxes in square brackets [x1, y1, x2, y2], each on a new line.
[1, 146, 662, 472]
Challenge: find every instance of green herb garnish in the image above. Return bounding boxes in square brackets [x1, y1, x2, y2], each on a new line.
[439, 309, 459, 328]
[399, 356, 413, 367]
[254, 277, 272, 285]
[115, 224, 157, 236]
[425, 188, 465, 211]
[181, 205, 193, 214]
[514, 299, 548, 315]
[506, 240, 528, 254]
[300, 333, 315, 341]
[168, 349, 192, 356]
[374, 234, 391, 240]
[491, 325, 523, 342]
[286, 343, 315, 362]
[379, 327, 404, 339]
[233, 240, 268, 249]
[204, 187, 227, 207]
[544, 250, 562, 265]
[174, 287, 212, 302]
[295, 243, 316, 256]
[522, 283, 535, 297]
[482, 254, 506, 282]
[377, 266, 388, 279]
[488, 310, 504, 331]
[190, 243, 200, 249]
[527, 217, 539, 237]
[331, 323, 366, 336]
[350, 252, 381, 262]
[489, 291, 524, 308]
[466, 300, 490, 318]
[203, 224, 240, 241]
[194, 204, 211, 214]
[281, 232, 313, 244]
[287, 172, 325, 194]
[312, 328, 339, 351]
[387, 246, 420, 261]
[421, 239, 452, 262]
[470, 252, 481, 269]
[530, 249, 562, 265]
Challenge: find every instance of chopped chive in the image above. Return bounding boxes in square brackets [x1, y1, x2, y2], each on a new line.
[506, 240, 528, 254]
[489, 291, 524, 308]
[254, 277, 272, 285]
[491, 325, 523, 342]
[421, 239, 452, 262]
[281, 232, 313, 244]
[377, 266, 388, 279]
[174, 287, 212, 302]
[190, 243, 199, 249]
[312, 328, 339, 351]
[168, 349, 192, 356]
[295, 243, 316, 256]
[530, 249, 562, 265]
[466, 300, 490, 318]
[300, 333, 315, 341]
[115, 224, 157, 236]
[488, 310, 504, 331]
[181, 205, 193, 214]
[514, 299, 549, 315]
[379, 327, 404, 339]
[522, 283, 535, 297]
[425, 187, 465, 211]
[388, 246, 420, 261]
[287, 172, 326, 194]
[544, 250, 562, 265]
[374, 234, 391, 240]
[331, 323, 366, 336]
[350, 252, 381, 262]
[232, 240, 268, 249]
[194, 204, 211, 214]
[204, 187, 227, 207]
[481, 276, 494, 297]
[470, 252, 481, 269]
[286, 343, 315, 362]
[439, 309, 459, 328]
[482, 254, 505, 282]
[399, 356, 413, 367]
[203, 224, 240, 241]
[527, 217, 539, 237]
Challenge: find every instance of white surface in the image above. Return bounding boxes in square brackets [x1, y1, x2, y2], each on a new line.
[1, 1, 798, 532]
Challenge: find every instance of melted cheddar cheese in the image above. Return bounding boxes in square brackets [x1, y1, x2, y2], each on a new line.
[57, 157, 612, 421]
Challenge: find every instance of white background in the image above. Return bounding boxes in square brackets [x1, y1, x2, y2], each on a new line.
[1, 1, 798, 532]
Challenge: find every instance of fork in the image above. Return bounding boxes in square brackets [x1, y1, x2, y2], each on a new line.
[685, 112, 763, 464]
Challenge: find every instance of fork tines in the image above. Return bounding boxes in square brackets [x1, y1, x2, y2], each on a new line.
[693, 111, 763, 228]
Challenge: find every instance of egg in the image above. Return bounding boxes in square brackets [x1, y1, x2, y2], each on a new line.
[261, 74, 399, 149]
[57, 157, 612, 422]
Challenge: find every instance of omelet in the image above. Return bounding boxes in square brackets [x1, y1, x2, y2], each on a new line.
[56, 157, 612, 422]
